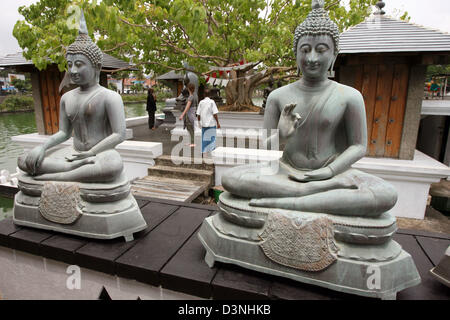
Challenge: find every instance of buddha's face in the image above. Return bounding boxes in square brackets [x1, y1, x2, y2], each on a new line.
[67, 54, 98, 86]
[296, 34, 335, 80]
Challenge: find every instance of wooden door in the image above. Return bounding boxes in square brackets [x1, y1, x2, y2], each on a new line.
[39, 67, 64, 134]
[354, 63, 410, 158]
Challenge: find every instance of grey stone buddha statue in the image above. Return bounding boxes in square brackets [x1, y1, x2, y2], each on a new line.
[18, 12, 123, 183]
[198, 0, 420, 299]
[222, 2, 397, 217]
[13, 12, 147, 241]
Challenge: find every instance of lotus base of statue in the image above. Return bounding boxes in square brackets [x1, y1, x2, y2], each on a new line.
[13, 169, 147, 242]
[430, 246, 450, 288]
[197, 192, 421, 300]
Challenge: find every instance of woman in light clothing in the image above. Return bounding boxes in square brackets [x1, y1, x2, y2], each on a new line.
[197, 88, 220, 154]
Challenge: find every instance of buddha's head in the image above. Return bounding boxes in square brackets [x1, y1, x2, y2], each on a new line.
[66, 11, 103, 87]
[293, 0, 340, 80]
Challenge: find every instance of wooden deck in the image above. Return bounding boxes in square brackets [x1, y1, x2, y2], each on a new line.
[131, 176, 209, 203]
[0, 197, 449, 300]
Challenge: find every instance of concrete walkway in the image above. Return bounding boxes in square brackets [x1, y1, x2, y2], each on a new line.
[131, 123, 180, 156]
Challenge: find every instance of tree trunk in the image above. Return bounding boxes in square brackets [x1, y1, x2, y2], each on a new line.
[223, 66, 297, 111]
[225, 69, 255, 111]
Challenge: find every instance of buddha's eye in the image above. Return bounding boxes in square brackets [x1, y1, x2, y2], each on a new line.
[67, 62, 73, 68]
[316, 44, 329, 53]
[75, 61, 84, 68]
[299, 45, 311, 53]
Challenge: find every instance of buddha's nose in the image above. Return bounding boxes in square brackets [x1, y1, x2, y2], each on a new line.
[307, 51, 319, 64]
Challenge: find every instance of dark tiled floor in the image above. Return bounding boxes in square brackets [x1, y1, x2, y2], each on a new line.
[0, 197, 449, 300]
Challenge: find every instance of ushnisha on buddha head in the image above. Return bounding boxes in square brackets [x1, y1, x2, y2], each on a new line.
[65, 11, 103, 88]
[293, 0, 340, 79]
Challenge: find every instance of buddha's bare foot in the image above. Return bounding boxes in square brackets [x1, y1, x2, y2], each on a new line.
[81, 157, 95, 165]
[250, 198, 286, 208]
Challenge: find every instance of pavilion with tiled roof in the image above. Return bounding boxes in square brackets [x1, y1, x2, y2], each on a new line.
[336, 1, 450, 160]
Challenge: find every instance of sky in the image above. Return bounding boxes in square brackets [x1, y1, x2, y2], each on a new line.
[1, 0, 450, 57]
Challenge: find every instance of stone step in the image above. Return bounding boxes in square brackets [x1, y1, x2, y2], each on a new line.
[131, 176, 209, 203]
[147, 165, 214, 185]
[155, 155, 215, 171]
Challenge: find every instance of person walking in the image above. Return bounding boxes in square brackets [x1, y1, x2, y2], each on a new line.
[179, 82, 198, 147]
[197, 88, 220, 156]
[146, 87, 157, 130]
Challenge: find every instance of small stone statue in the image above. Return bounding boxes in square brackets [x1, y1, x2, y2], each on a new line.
[13, 11, 147, 241]
[175, 63, 199, 111]
[198, 0, 420, 299]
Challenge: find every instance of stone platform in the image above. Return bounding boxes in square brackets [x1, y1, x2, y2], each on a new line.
[14, 172, 147, 242]
[0, 197, 448, 300]
[198, 215, 420, 300]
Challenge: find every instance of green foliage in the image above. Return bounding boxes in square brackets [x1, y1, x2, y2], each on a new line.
[427, 65, 450, 79]
[153, 84, 173, 101]
[0, 95, 34, 112]
[11, 78, 32, 93]
[13, 0, 383, 75]
[130, 82, 144, 93]
[108, 82, 118, 91]
[121, 93, 147, 102]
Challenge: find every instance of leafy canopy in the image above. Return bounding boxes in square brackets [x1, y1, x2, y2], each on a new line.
[14, 0, 384, 75]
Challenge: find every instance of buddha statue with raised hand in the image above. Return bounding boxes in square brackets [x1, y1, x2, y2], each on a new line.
[198, 0, 420, 299]
[13, 12, 147, 242]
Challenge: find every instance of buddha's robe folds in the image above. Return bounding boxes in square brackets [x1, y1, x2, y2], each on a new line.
[222, 81, 397, 217]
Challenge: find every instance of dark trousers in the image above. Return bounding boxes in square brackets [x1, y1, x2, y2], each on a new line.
[148, 110, 155, 129]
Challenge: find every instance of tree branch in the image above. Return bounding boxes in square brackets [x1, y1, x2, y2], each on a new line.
[103, 42, 129, 53]
[325, 1, 341, 10]
[119, 17, 228, 64]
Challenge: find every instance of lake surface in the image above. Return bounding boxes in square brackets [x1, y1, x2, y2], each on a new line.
[0, 102, 153, 220]
[0, 111, 36, 220]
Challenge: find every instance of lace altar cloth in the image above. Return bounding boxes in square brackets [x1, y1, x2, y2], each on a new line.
[259, 212, 338, 271]
[39, 182, 81, 224]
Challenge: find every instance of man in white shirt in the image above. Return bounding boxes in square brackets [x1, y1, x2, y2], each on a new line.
[197, 88, 221, 155]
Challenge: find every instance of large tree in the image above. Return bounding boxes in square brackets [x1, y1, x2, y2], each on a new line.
[14, 0, 387, 110]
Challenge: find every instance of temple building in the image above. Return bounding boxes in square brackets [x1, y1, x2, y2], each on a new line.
[336, 2, 450, 160]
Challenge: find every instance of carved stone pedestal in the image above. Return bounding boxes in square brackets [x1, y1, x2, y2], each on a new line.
[198, 215, 420, 300]
[197, 193, 421, 300]
[13, 172, 147, 242]
[430, 246, 450, 287]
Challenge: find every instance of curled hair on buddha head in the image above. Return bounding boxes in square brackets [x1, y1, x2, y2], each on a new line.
[293, 0, 340, 57]
[66, 10, 103, 69]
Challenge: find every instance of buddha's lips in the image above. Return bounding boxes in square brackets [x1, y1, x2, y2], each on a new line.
[306, 64, 320, 70]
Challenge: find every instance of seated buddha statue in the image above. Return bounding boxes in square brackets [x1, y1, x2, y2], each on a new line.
[13, 12, 146, 241]
[222, 1, 397, 218]
[198, 1, 421, 299]
[18, 12, 125, 183]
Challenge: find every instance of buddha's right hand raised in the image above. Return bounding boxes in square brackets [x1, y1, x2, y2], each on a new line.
[278, 103, 301, 138]
[25, 146, 45, 175]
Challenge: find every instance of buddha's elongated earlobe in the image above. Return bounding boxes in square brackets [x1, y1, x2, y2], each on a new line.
[328, 55, 337, 78]
[297, 65, 301, 77]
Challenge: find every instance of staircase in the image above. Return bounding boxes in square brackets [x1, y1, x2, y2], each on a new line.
[131, 155, 214, 203]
